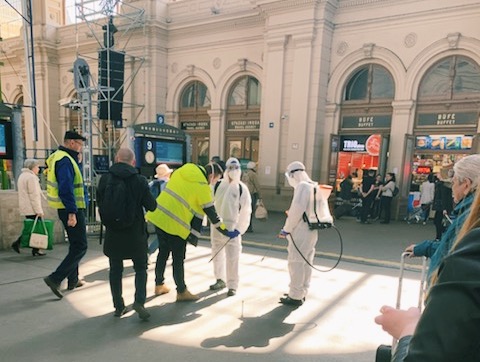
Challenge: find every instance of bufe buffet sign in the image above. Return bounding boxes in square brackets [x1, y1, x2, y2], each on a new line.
[417, 112, 478, 127]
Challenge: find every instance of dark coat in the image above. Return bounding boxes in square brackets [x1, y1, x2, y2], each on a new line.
[432, 181, 453, 213]
[97, 162, 156, 259]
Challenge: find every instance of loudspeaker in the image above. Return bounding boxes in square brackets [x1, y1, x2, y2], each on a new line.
[98, 49, 125, 121]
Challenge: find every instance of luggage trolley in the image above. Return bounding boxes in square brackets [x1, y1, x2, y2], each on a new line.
[375, 252, 428, 362]
[404, 206, 424, 224]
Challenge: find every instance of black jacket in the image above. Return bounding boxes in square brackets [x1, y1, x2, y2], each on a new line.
[393, 228, 480, 361]
[97, 162, 156, 259]
[432, 181, 453, 213]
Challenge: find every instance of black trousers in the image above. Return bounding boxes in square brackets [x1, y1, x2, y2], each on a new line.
[154, 227, 187, 293]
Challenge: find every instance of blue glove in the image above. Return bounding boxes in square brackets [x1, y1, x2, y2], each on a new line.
[226, 229, 240, 239]
[278, 229, 290, 238]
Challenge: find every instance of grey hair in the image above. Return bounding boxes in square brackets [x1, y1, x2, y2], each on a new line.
[453, 154, 480, 190]
[24, 159, 40, 170]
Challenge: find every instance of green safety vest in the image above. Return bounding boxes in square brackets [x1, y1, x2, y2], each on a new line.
[46, 150, 86, 209]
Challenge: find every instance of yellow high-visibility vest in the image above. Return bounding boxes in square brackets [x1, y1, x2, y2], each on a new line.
[46, 150, 86, 209]
[146, 163, 220, 240]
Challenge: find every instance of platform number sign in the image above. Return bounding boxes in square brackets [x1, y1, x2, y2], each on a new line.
[156, 114, 165, 124]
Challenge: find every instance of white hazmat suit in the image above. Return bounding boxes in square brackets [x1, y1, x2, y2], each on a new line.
[210, 158, 252, 294]
[281, 161, 333, 304]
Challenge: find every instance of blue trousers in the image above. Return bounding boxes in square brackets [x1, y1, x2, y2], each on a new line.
[109, 256, 148, 309]
[49, 209, 88, 286]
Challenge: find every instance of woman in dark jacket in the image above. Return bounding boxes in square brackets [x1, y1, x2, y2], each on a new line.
[432, 175, 453, 239]
[97, 148, 157, 319]
[375, 187, 480, 361]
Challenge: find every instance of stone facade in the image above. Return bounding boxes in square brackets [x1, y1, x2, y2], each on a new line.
[0, 0, 479, 215]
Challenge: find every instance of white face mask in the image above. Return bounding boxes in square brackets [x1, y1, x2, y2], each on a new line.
[287, 175, 298, 188]
[227, 169, 241, 183]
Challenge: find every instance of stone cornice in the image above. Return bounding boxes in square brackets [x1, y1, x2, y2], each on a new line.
[257, 0, 318, 15]
[167, 11, 264, 36]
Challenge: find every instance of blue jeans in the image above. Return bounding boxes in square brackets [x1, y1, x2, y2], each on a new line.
[154, 228, 187, 292]
[109, 256, 148, 309]
[49, 209, 88, 286]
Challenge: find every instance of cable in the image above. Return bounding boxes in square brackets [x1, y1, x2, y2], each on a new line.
[287, 225, 343, 272]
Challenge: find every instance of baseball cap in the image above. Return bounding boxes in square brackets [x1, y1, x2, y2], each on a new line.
[64, 130, 86, 141]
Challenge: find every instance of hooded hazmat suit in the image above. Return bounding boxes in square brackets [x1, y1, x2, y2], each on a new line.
[282, 161, 333, 302]
[210, 158, 252, 292]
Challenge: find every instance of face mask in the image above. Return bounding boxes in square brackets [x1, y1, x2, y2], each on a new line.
[228, 169, 241, 182]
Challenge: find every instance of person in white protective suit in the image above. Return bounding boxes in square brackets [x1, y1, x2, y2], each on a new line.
[209, 158, 252, 296]
[279, 161, 333, 306]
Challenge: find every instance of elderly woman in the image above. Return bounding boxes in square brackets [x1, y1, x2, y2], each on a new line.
[405, 154, 480, 280]
[11, 159, 46, 256]
[375, 178, 480, 361]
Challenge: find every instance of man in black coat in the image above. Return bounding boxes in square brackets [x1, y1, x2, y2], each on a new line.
[97, 148, 156, 320]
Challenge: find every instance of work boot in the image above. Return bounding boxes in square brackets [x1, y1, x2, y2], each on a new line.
[227, 289, 236, 297]
[176, 289, 199, 302]
[154, 284, 170, 296]
[209, 279, 226, 291]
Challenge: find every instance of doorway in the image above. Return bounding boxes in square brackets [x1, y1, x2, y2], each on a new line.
[226, 136, 259, 161]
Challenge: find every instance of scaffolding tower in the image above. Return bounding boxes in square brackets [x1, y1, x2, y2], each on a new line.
[72, 0, 146, 225]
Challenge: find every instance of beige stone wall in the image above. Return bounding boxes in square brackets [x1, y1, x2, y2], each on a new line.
[0, 191, 65, 250]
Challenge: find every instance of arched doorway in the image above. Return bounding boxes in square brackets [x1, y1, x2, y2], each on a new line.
[225, 76, 261, 163]
[331, 64, 395, 192]
[410, 55, 480, 195]
[178, 81, 211, 165]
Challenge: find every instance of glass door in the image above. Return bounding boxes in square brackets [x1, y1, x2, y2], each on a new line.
[226, 136, 259, 161]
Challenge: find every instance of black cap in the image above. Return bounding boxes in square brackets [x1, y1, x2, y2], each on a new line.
[64, 130, 86, 141]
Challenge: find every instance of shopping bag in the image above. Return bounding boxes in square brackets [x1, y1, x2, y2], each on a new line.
[20, 217, 54, 250]
[255, 200, 268, 221]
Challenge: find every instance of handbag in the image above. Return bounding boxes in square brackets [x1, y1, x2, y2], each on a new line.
[28, 216, 49, 250]
[20, 217, 54, 250]
[255, 200, 268, 221]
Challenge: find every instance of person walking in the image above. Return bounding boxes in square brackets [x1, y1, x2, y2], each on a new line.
[146, 162, 240, 302]
[209, 158, 251, 297]
[11, 159, 46, 256]
[97, 148, 157, 319]
[379, 172, 396, 224]
[147, 164, 173, 257]
[419, 173, 435, 225]
[43, 131, 88, 299]
[279, 161, 333, 306]
[242, 161, 262, 232]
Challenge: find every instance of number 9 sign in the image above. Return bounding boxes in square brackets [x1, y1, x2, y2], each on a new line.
[146, 140, 153, 150]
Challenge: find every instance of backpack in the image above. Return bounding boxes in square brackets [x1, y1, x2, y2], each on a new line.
[393, 186, 399, 197]
[99, 173, 135, 230]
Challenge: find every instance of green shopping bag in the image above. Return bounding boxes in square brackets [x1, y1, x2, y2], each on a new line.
[20, 218, 55, 250]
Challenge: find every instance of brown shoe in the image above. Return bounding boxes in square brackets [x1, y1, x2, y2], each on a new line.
[154, 284, 170, 296]
[176, 289, 199, 302]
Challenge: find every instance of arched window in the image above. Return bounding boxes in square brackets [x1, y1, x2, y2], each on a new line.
[344, 64, 394, 101]
[178, 81, 211, 166]
[225, 76, 261, 162]
[180, 81, 211, 109]
[228, 76, 261, 107]
[418, 56, 480, 100]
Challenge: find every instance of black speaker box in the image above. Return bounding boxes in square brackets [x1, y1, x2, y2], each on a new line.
[98, 49, 125, 121]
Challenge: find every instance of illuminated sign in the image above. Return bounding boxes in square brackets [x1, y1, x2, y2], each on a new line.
[416, 166, 431, 174]
[415, 135, 473, 150]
